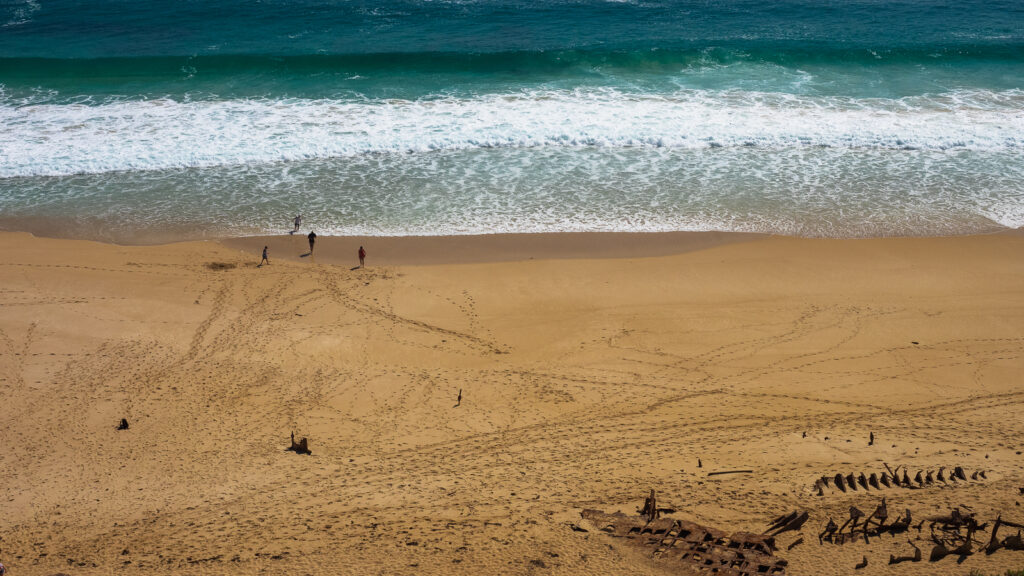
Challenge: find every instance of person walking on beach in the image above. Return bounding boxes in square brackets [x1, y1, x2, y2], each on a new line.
[307, 231, 317, 255]
[293, 214, 302, 233]
[358, 245, 366, 268]
[260, 245, 269, 266]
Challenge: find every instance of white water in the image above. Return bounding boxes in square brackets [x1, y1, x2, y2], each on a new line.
[2, 88, 1022, 178]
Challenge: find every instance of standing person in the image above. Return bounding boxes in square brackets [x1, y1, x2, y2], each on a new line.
[307, 231, 317, 255]
[293, 214, 302, 233]
[358, 245, 366, 268]
[260, 245, 269, 266]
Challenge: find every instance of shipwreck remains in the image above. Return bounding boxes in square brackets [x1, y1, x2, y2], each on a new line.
[819, 498, 911, 545]
[814, 465, 986, 495]
[581, 492, 789, 576]
[819, 500, 1024, 566]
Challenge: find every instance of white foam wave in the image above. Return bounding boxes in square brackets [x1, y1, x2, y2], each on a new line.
[1, 88, 1022, 178]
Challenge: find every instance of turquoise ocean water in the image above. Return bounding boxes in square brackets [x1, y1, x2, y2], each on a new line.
[1, 0, 1022, 241]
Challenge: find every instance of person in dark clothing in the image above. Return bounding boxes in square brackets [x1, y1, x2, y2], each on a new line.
[260, 245, 269, 266]
[358, 245, 366, 267]
[307, 231, 317, 255]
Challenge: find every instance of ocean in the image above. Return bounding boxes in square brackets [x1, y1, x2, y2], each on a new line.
[1, 0, 1022, 242]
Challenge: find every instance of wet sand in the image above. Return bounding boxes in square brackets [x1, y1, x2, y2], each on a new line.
[1, 229, 1023, 575]
[222, 231, 765, 266]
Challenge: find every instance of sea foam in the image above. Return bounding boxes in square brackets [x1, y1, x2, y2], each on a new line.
[1, 88, 1021, 178]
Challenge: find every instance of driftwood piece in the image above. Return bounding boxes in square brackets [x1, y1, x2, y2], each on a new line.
[707, 469, 753, 476]
[765, 511, 808, 536]
[766, 511, 798, 533]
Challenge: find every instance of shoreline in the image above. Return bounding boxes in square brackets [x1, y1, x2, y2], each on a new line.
[1, 227, 1021, 267]
[220, 231, 768, 266]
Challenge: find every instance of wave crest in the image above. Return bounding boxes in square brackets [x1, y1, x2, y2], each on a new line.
[1, 88, 1022, 178]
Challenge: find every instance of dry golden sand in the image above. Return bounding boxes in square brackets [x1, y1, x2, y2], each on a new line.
[1, 230, 1023, 576]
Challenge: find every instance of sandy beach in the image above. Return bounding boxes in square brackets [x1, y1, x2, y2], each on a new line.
[1, 229, 1023, 576]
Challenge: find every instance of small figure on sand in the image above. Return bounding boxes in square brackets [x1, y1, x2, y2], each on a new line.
[293, 214, 302, 233]
[0, 559, 7, 576]
[260, 246, 269, 267]
[358, 245, 366, 268]
[307, 231, 317, 255]
[454, 388, 462, 407]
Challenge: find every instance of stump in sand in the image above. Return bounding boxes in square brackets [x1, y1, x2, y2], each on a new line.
[287, 432, 311, 455]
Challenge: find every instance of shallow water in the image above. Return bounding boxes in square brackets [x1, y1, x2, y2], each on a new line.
[1, 0, 1022, 240]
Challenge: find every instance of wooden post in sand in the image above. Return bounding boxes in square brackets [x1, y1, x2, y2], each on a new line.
[640, 490, 658, 521]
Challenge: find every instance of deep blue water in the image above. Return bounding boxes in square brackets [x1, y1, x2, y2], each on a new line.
[1, 0, 1022, 241]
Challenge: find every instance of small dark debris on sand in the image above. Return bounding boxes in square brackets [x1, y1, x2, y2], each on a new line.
[286, 432, 311, 455]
